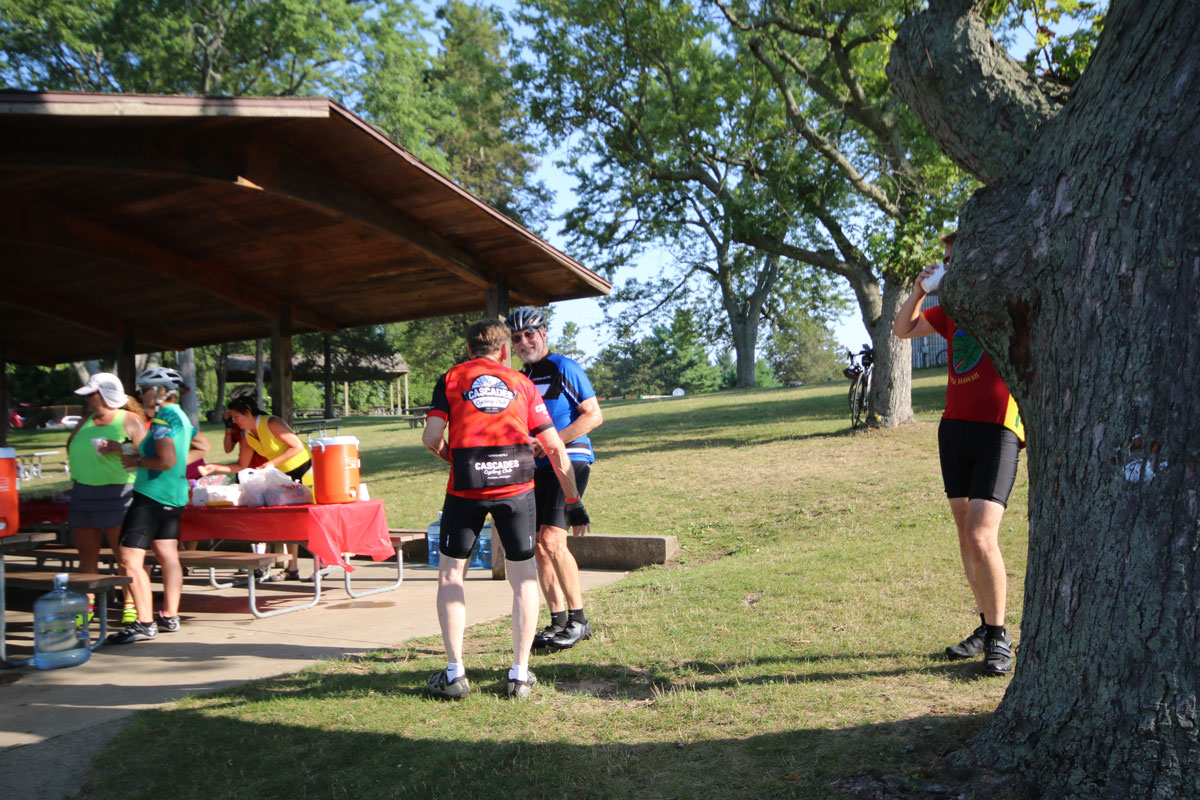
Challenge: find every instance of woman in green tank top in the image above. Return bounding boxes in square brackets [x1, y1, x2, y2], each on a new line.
[67, 373, 146, 612]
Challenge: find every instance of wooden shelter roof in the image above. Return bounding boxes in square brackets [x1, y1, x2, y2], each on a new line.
[0, 91, 610, 366]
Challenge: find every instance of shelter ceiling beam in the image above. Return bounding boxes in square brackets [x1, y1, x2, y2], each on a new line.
[0, 128, 550, 304]
[0, 286, 184, 350]
[0, 198, 338, 333]
[242, 135, 544, 296]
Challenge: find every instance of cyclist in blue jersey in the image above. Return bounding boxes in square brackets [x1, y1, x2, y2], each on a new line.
[506, 308, 604, 650]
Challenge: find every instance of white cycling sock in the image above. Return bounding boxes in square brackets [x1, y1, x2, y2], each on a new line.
[508, 664, 528, 682]
[445, 662, 464, 681]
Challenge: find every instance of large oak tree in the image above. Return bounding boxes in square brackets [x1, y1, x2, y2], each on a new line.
[889, 0, 1198, 795]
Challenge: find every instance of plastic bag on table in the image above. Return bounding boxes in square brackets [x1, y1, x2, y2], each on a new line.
[195, 473, 231, 487]
[264, 482, 313, 507]
[190, 486, 209, 507]
[237, 468, 267, 507]
[260, 466, 295, 492]
[204, 484, 242, 507]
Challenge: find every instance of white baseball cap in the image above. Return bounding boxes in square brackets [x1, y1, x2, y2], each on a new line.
[74, 372, 128, 409]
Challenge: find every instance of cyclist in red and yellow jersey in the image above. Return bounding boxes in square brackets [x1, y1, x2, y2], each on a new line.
[422, 319, 589, 700]
[893, 230, 1023, 676]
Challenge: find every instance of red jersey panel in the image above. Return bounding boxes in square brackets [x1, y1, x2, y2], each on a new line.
[924, 307, 1025, 442]
[429, 358, 554, 498]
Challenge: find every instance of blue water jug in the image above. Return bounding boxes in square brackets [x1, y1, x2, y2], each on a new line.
[33, 573, 91, 670]
[426, 513, 442, 567]
[469, 524, 493, 570]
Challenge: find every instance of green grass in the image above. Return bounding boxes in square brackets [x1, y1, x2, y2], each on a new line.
[18, 369, 1029, 799]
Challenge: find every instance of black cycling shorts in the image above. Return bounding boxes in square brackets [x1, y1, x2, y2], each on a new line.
[533, 463, 591, 530]
[937, 418, 1021, 507]
[118, 491, 183, 550]
[439, 490, 537, 562]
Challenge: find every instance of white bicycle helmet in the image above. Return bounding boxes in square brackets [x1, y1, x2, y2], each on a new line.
[136, 366, 183, 390]
[505, 307, 546, 332]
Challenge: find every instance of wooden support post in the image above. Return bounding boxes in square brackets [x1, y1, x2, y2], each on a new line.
[270, 305, 294, 422]
[485, 275, 511, 579]
[491, 533, 506, 581]
[323, 333, 334, 418]
[117, 326, 137, 390]
[484, 275, 509, 320]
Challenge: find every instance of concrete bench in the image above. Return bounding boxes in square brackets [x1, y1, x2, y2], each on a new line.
[1, 571, 131, 666]
[565, 534, 679, 570]
[389, 529, 678, 572]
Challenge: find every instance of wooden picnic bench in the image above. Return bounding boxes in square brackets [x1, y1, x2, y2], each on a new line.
[292, 417, 341, 440]
[1, 570, 131, 666]
[27, 547, 307, 619]
[16, 450, 67, 481]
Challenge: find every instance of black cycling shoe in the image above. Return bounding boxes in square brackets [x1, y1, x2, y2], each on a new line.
[548, 619, 592, 650]
[945, 624, 988, 660]
[532, 623, 565, 650]
[983, 631, 1014, 675]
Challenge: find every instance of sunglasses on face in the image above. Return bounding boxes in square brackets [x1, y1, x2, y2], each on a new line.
[511, 329, 542, 342]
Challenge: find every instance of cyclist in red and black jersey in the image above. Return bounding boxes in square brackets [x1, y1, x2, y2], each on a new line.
[894, 230, 1023, 676]
[421, 319, 589, 700]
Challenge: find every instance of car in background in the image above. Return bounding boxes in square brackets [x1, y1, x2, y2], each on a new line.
[45, 415, 81, 429]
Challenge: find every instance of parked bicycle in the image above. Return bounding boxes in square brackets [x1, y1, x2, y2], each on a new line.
[843, 345, 874, 430]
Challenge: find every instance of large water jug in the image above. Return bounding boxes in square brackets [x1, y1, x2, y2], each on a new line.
[469, 524, 493, 570]
[426, 513, 442, 567]
[33, 574, 91, 670]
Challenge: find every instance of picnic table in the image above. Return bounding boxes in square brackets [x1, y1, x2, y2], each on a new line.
[14, 498, 397, 617]
[292, 418, 340, 440]
[0, 530, 132, 667]
[398, 406, 430, 429]
[16, 451, 66, 481]
[180, 499, 396, 615]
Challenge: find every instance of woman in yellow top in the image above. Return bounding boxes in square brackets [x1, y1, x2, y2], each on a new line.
[66, 372, 146, 617]
[199, 396, 312, 580]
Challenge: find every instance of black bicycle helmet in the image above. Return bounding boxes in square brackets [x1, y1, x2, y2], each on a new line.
[505, 307, 546, 332]
[136, 366, 183, 390]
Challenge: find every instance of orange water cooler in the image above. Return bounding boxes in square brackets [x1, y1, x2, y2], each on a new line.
[0, 447, 18, 536]
[310, 437, 361, 504]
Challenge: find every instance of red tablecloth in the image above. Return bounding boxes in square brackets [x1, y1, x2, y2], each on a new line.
[180, 499, 393, 571]
[15, 500, 70, 527]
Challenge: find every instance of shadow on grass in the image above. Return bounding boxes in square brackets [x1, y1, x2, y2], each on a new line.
[78, 672, 1003, 800]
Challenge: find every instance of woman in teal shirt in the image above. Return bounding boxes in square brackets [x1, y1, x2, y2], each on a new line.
[107, 368, 209, 645]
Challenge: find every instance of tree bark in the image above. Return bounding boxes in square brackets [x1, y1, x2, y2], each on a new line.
[889, 0, 1200, 796]
[214, 343, 228, 423]
[864, 281, 913, 428]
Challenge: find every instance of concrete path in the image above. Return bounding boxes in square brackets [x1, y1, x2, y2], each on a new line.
[0, 559, 626, 800]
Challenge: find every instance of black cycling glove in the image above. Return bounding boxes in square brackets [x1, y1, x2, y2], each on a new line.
[565, 500, 590, 527]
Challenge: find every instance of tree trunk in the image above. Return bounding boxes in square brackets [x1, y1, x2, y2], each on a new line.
[176, 348, 199, 429]
[889, 0, 1200, 795]
[845, 269, 914, 427]
[729, 314, 758, 388]
[254, 338, 265, 405]
[214, 343, 228, 423]
[864, 281, 913, 428]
